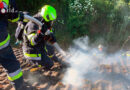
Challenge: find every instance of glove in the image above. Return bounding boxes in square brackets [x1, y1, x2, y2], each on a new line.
[41, 24, 48, 34]
[37, 24, 48, 36]
[19, 11, 24, 21]
[48, 34, 56, 44]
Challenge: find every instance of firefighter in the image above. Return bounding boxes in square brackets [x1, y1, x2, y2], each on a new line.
[122, 51, 130, 60]
[15, 11, 58, 62]
[22, 5, 57, 70]
[0, 0, 24, 89]
[98, 44, 103, 52]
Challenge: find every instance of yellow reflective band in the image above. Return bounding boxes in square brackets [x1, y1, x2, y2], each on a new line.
[24, 52, 41, 57]
[8, 14, 20, 22]
[48, 55, 54, 58]
[28, 33, 36, 40]
[2, 0, 9, 5]
[0, 34, 10, 46]
[23, 19, 29, 22]
[38, 65, 42, 67]
[29, 38, 35, 46]
[8, 71, 23, 81]
[24, 29, 27, 34]
[27, 33, 36, 46]
[50, 29, 53, 33]
[126, 54, 130, 57]
[44, 46, 48, 52]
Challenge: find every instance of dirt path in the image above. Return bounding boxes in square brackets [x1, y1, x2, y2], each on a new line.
[0, 48, 130, 90]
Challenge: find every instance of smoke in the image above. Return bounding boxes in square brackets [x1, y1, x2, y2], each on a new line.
[62, 36, 130, 88]
[62, 36, 97, 86]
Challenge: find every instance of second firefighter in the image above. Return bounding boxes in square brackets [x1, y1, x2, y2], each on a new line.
[22, 5, 57, 70]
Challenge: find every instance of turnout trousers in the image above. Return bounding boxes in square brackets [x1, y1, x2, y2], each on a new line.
[0, 46, 23, 89]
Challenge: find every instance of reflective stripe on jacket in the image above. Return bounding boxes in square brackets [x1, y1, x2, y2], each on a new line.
[22, 13, 46, 60]
[7, 68, 23, 81]
[0, 34, 10, 50]
[126, 51, 130, 57]
[23, 51, 41, 60]
[0, 0, 20, 51]
[27, 33, 37, 46]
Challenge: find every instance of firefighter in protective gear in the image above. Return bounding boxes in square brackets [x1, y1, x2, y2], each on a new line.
[122, 51, 130, 60]
[0, 0, 24, 89]
[22, 5, 57, 70]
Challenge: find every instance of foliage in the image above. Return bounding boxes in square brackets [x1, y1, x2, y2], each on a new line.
[9, 0, 130, 48]
[66, 0, 130, 47]
[67, 0, 94, 38]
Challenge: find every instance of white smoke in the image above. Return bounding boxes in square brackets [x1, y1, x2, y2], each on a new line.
[62, 36, 130, 88]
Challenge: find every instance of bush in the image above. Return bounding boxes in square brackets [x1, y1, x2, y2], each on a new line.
[9, 0, 130, 48]
[67, 0, 94, 38]
[66, 0, 130, 47]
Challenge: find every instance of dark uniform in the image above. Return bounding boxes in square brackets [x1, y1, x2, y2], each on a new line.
[0, 0, 23, 89]
[22, 13, 56, 69]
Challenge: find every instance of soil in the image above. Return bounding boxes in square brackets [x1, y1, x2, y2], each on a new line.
[0, 48, 130, 90]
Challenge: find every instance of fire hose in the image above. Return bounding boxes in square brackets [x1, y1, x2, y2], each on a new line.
[0, 3, 66, 57]
[24, 14, 66, 56]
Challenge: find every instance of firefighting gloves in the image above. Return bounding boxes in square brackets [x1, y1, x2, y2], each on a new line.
[8, 11, 23, 22]
[40, 24, 56, 44]
[43, 34, 56, 44]
[48, 34, 56, 44]
[37, 24, 48, 36]
[19, 11, 24, 22]
[37, 26, 56, 44]
[44, 34, 56, 44]
[41, 24, 48, 34]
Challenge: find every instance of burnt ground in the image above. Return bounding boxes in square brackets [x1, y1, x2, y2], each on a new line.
[0, 48, 130, 90]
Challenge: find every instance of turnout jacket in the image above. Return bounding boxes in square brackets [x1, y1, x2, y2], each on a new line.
[0, 0, 21, 50]
[0, 0, 23, 85]
[23, 13, 56, 60]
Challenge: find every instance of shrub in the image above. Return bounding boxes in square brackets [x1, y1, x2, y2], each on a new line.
[66, 0, 130, 47]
